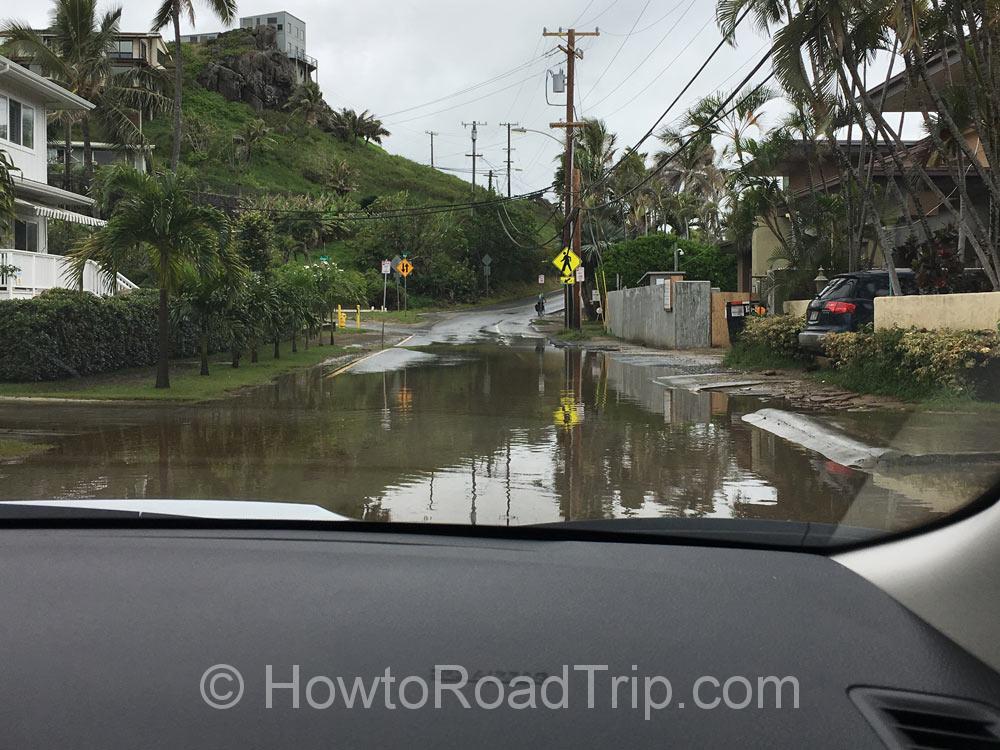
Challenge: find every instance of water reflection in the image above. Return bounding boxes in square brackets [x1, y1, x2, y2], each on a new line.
[0, 341, 994, 532]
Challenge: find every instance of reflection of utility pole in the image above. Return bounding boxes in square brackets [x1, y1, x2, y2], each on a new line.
[499, 121, 519, 198]
[544, 26, 599, 330]
[462, 120, 486, 195]
[425, 130, 439, 168]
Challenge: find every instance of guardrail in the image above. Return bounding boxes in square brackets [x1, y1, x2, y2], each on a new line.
[0, 249, 138, 300]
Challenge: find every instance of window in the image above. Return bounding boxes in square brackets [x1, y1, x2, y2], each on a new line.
[140, 41, 148, 61]
[13, 219, 39, 252]
[1, 96, 34, 149]
[110, 40, 134, 60]
[277, 24, 283, 30]
[267, 17, 278, 25]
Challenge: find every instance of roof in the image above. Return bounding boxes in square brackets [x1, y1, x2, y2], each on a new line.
[637, 271, 686, 285]
[13, 175, 95, 207]
[244, 10, 306, 23]
[862, 47, 963, 111]
[48, 140, 155, 151]
[0, 55, 94, 110]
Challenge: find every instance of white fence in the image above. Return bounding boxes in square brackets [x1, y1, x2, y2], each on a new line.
[0, 249, 137, 299]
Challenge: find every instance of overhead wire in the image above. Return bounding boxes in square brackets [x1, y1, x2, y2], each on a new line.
[582, 0, 653, 100]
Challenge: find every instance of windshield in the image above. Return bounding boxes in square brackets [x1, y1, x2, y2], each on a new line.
[0, 0, 998, 548]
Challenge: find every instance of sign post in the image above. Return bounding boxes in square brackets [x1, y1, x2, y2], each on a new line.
[391, 255, 402, 310]
[380, 259, 391, 311]
[482, 254, 492, 296]
[396, 256, 414, 312]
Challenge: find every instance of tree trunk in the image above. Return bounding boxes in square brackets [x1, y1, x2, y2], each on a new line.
[156, 287, 171, 389]
[170, 5, 184, 171]
[80, 117, 94, 189]
[329, 310, 335, 346]
[291, 331, 298, 353]
[231, 349, 240, 368]
[199, 330, 209, 376]
[273, 336, 280, 359]
[251, 346, 258, 363]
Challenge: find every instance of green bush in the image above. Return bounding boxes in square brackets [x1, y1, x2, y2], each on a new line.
[0, 289, 230, 382]
[738, 314, 807, 360]
[824, 326, 1000, 397]
[602, 234, 736, 290]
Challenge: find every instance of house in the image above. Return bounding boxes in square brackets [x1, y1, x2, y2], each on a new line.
[182, 11, 317, 83]
[48, 141, 153, 174]
[0, 55, 136, 299]
[16, 31, 171, 75]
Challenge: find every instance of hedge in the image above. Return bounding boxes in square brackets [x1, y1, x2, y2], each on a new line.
[0, 288, 231, 382]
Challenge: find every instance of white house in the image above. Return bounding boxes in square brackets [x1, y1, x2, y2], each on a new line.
[0, 55, 135, 299]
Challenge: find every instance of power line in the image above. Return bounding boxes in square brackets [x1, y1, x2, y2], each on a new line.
[593, 13, 716, 119]
[384, 73, 547, 126]
[377, 51, 556, 120]
[583, 0, 654, 100]
[585, 0, 702, 110]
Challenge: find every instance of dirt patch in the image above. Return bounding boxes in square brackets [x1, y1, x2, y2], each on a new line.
[723, 368, 909, 411]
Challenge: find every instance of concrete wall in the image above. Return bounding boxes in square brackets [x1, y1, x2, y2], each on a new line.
[784, 299, 811, 317]
[751, 219, 791, 278]
[875, 292, 1000, 332]
[607, 281, 711, 349]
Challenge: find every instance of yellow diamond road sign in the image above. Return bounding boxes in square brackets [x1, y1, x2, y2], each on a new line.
[552, 248, 582, 279]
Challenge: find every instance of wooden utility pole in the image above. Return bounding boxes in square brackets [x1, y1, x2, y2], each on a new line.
[544, 26, 599, 329]
[462, 120, 487, 195]
[487, 169, 494, 194]
[499, 121, 520, 198]
[425, 130, 439, 168]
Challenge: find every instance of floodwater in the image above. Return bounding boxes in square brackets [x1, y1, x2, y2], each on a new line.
[1, 306, 998, 532]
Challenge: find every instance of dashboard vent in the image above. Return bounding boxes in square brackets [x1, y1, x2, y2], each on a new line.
[850, 687, 1000, 749]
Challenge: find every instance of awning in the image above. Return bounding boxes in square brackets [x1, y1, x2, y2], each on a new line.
[14, 200, 106, 227]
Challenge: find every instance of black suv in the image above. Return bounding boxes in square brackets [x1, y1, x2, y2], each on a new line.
[798, 270, 918, 353]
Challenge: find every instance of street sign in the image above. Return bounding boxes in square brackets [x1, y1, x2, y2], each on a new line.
[559, 273, 575, 285]
[551, 247, 581, 276]
[381, 260, 391, 275]
[553, 393, 582, 429]
[538, 274, 545, 285]
[575, 266, 585, 282]
[391, 255, 402, 276]
[482, 254, 492, 267]
[396, 258, 414, 278]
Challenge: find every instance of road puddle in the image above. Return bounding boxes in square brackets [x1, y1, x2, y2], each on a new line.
[0, 340, 996, 532]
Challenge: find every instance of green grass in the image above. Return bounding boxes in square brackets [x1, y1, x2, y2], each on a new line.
[0, 341, 352, 402]
[362, 310, 426, 324]
[142, 65, 477, 205]
[723, 343, 808, 371]
[0, 438, 53, 460]
[554, 321, 606, 342]
[809, 363, 954, 403]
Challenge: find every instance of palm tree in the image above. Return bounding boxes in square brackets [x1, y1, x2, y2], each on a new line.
[234, 119, 274, 163]
[359, 111, 390, 144]
[284, 80, 325, 127]
[2, 0, 169, 187]
[0, 148, 15, 233]
[69, 166, 229, 388]
[171, 256, 247, 376]
[152, 0, 237, 171]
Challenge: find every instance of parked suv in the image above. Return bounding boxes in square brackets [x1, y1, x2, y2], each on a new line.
[798, 270, 918, 353]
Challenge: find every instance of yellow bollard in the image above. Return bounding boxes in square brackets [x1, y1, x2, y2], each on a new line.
[356, 305, 361, 329]
[337, 304, 346, 329]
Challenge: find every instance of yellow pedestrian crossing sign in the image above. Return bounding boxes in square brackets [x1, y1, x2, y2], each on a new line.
[552, 247, 581, 285]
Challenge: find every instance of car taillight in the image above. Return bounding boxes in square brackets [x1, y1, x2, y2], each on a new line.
[824, 301, 857, 314]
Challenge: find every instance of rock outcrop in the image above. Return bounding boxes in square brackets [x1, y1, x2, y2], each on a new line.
[196, 27, 298, 112]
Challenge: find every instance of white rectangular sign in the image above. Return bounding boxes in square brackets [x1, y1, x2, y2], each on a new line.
[575, 266, 585, 282]
[663, 280, 672, 311]
[381, 260, 391, 275]
[538, 274, 545, 285]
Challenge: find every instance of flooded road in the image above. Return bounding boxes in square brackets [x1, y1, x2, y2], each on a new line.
[1, 298, 998, 531]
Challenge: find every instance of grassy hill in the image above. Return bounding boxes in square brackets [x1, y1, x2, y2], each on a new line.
[142, 43, 477, 205]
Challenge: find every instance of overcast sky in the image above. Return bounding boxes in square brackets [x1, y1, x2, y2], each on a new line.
[18, 0, 777, 193]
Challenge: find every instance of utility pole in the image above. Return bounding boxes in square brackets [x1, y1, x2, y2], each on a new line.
[487, 169, 494, 194]
[462, 120, 486, 195]
[424, 130, 439, 168]
[544, 26, 599, 329]
[499, 121, 520, 198]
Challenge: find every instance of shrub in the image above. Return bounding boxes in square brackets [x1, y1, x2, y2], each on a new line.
[738, 314, 807, 360]
[824, 326, 1000, 398]
[0, 289, 230, 382]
